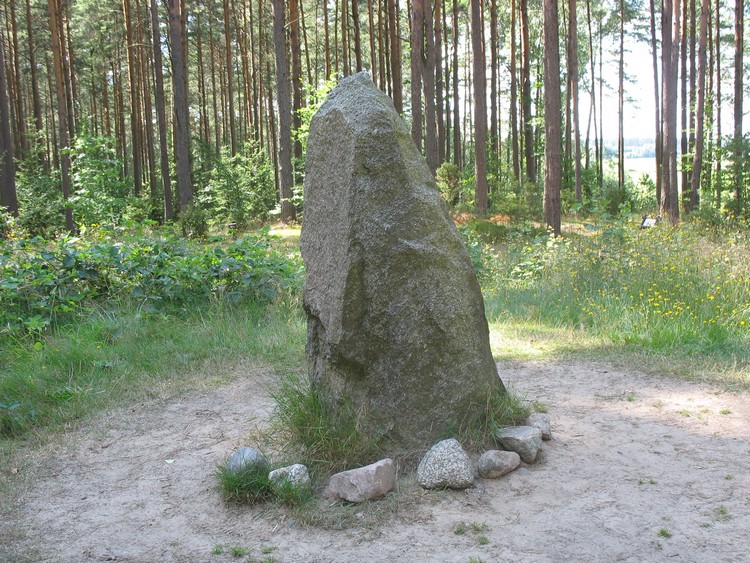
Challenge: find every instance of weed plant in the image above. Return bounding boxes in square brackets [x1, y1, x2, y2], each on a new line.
[216, 465, 274, 504]
[268, 374, 382, 473]
[477, 217, 750, 386]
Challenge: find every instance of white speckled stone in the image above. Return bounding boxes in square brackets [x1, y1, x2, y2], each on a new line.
[417, 438, 474, 489]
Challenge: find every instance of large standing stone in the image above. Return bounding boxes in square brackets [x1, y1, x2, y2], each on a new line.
[300, 72, 505, 444]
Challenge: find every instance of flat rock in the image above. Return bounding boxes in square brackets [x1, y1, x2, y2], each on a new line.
[323, 458, 396, 502]
[526, 412, 552, 440]
[226, 447, 269, 474]
[477, 450, 521, 479]
[495, 426, 543, 464]
[300, 72, 505, 445]
[268, 464, 310, 492]
[417, 438, 474, 489]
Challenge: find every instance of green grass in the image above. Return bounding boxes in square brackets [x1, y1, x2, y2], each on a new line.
[0, 297, 305, 439]
[479, 218, 750, 389]
[216, 464, 274, 504]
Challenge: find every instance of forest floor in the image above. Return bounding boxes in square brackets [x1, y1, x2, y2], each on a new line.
[2, 358, 749, 563]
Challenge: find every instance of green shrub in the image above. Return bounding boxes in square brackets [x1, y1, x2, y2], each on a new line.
[177, 203, 208, 238]
[216, 464, 273, 504]
[15, 161, 66, 238]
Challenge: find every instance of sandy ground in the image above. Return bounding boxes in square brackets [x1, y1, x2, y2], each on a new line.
[2, 360, 749, 563]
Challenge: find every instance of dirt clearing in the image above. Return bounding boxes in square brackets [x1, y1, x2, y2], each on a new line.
[2, 360, 749, 562]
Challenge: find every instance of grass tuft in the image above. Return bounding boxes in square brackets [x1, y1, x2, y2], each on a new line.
[216, 465, 273, 504]
[268, 374, 382, 473]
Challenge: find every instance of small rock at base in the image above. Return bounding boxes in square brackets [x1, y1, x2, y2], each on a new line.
[477, 450, 521, 479]
[495, 426, 543, 464]
[417, 438, 475, 489]
[323, 458, 396, 503]
[526, 412, 552, 440]
[269, 464, 311, 492]
[226, 447, 270, 474]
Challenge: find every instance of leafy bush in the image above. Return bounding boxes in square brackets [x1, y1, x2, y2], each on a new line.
[69, 133, 131, 226]
[15, 161, 66, 238]
[200, 142, 276, 228]
[177, 203, 208, 238]
[0, 229, 302, 337]
[436, 162, 462, 206]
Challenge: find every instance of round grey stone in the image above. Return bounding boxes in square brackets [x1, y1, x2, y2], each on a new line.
[226, 447, 270, 474]
[269, 464, 311, 492]
[495, 426, 543, 464]
[477, 450, 521, 479]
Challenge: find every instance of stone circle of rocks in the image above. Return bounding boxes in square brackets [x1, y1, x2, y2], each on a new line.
[226, 447, 270, 474]
[323, 458, 397, 502]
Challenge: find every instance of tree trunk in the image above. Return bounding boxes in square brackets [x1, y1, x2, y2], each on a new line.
[271, 0, 296, 222]
[690, 0, 710, 211]
[452, 0, 460, 165]
[0, 33, 17, 219]
[470, 0, 488, 215]
[168, 0, 192, 210]
[290, 0, 304, 164]
[543, 0, 561, 234]
[715, 0, 722, 208]
[650, 0, 662, 207]
[680, 0, 689, 204]
[733, 0, 743, 211]
[389, 0, 403, 112]
[489, 0, 498, 159]
[661, 0, 680, 224]
[367, 0, 378, 83]
[123, 0, 143, 196]
[26, 0, 45, 165]
[150, 0, 173, 221]
[618, 0, 626, 193]
[410, 0, 424, 151]
[520, 0, 535, 184]
[510, 0, 520, 181]
[352, 0, 363, 71]
[47, 0, 74, 232]
[569, 0, 581, 202]
[423, 0, 438, 173]
[223, 0, 237, 155]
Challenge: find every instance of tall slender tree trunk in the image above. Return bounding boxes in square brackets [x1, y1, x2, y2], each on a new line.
[271, 0, 296, 222]
[324, 0, 331, 79]
[0, 32, 17, 219]
[168, 0, 192, 210]
[423, 0, 438, 173]
[470, 0, 488, 215]
[680, 0, 689, 202]
[123, 0, 143, 196]
[223, 0, 237, 155]
[543, 0, 561, 234]
[352, 0, 363, 71]
[520, 0, 535, 184]
[733, 0, 744, 211]
[489, 0, 498, 159]
[290, 0, 304, 164]
[435, 0, 445, 164]
[389, 0, 403, 112]
[150, 0, 173, 221]
[510, 0, 520, 181]
[715, 0, 722, 208]
[650, 0, 663, 207]
[452, 0, 460, 165]
[690, 0, 710, 211]
[25, 0, 44, 164]
[662, 0, 681, 224]
[569, 0, 581, 202]
[618, 0, 626, 193]
[47, 0, 74, 231]
[410, 0, 424, 151]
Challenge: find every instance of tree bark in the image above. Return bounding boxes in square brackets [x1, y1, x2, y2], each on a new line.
[150, 0, 173, 221]
[423, 0, 438, 173]
[733, 0, 744, 211]
[410, 0, 424, 151]
[618, 0, 626, 193]
[543, 0, 561, 234]
[168, 0, 192, 210]
[489, 0, 498, 159]
[271, 0, 296, 222]
[650, 0, 663, 207]
[47, 0, 74, 231]
[223, 0, 237, 155]
[520, 0, 535, 184]
[690, 0, 710, 212]
[470, 0, 488, 215]
[510, 0, 520, 181]
[452, 0, 460, 165]
[389, 0, 403, 112]
[569, 0, 581, 202]
[0, 31, 18, 219]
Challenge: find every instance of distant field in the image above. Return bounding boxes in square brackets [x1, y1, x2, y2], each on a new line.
[624, 156, 656, 182]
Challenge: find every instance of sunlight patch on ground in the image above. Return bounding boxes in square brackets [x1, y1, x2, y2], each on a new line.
[489, 321, 601, 361]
